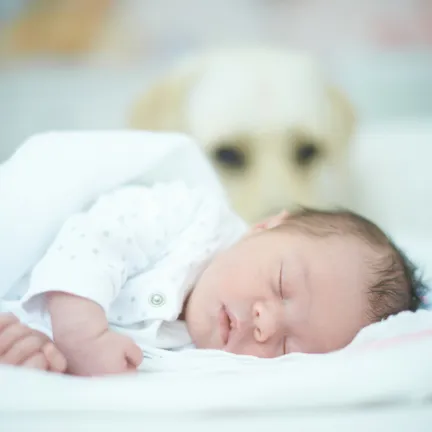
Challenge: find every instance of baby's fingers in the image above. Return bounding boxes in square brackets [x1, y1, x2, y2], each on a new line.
[0, 322, 32, 356]
[43, 343, 67, 373]
[0, 313, 19, 331]
[125, 342, 143, 369]
[1, 335, 44, 365]
[21, 353, 48, 370]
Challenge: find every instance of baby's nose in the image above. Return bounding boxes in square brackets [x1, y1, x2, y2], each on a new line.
[252, 301, 278, 343]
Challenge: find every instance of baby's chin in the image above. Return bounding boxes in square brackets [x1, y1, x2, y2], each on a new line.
[183, 292, 225, 350]
[188, 329, 224, 351]
[184, 310, 224, 351]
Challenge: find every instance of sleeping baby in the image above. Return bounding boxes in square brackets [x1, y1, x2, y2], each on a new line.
[0, 181, 425, 375]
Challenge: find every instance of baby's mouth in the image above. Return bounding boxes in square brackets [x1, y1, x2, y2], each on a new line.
[219, 305, 235, 346]
[219, 305, 237, 347]
[225, 306, 237, 331]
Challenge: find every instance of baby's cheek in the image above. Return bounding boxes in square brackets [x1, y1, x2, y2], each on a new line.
[218, 270, 248, 295]
[204, 268, 230, 297]
[229, 341, 277, 358]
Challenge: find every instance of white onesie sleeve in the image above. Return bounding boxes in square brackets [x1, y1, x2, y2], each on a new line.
[21, 181, 204, 313]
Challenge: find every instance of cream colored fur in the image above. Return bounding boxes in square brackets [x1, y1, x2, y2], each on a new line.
[130, 48, 356, 223]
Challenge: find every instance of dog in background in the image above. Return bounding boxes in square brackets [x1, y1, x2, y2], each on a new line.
[129, 47, 355, 223]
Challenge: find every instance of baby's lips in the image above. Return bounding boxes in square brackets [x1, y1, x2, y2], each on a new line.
[218, 306, 230, 346]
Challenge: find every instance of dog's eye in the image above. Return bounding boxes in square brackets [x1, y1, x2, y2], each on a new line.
[212, 145, 246, 169]
[295, 142, 320, 166]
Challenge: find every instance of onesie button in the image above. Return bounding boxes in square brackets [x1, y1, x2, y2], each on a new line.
[149, 293, 165, 307]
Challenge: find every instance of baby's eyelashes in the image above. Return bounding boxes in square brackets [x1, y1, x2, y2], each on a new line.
[282, 336, 288, 355]
[278, 265, 284, 298]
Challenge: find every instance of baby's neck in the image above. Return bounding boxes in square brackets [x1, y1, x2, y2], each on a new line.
[178, 290, 193, 321]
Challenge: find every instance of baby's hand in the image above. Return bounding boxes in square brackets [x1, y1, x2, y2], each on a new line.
[47, 292, 143, 376]
[58, 329, 143, 376]
[0, 313, 67, 372]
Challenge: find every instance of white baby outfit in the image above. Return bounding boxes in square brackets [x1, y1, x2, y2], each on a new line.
[4, 180, 247, 351]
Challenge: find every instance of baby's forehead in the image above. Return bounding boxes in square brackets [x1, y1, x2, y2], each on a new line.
[280, 213, 412, 323]
[289, 215, 387, 250]
[278, 212, 395, 276]
[283, 216, 365, 245]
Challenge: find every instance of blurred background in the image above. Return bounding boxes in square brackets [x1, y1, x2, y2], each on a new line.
[0, 0, 431, 160]
[0, 0, 432, 293]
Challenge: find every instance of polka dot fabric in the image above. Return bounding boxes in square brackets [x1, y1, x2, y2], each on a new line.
[18, 181, 247, 350]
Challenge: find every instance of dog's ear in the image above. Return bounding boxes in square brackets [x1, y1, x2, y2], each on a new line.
[326, 86, 356, 146]
[128, 62, 202, 132]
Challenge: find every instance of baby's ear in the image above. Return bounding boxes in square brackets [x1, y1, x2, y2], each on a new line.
[252, 210, 290, 232]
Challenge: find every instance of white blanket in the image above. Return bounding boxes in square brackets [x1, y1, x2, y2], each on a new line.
[0, 130, 225, 298]
[0, 131, 431, 414]
[0, 310, 431, 413]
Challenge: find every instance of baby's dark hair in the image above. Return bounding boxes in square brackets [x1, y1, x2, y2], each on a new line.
[280, 209, 429, 322]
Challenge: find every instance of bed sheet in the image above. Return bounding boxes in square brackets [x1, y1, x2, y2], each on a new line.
[1, 310, 431, 431]
[2, 405, 432, 432]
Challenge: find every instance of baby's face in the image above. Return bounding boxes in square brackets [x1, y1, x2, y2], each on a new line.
[184, 215, 371, 357]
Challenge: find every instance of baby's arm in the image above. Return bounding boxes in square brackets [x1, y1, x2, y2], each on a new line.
[47, 293, 142, 376]
[22, 185, 184, 375]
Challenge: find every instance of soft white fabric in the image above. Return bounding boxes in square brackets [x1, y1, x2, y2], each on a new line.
[0, 130, 226, 299]
[12, 181, 246, 349]
[0, 131, 247, 350]
[0, 310, 431, 416]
